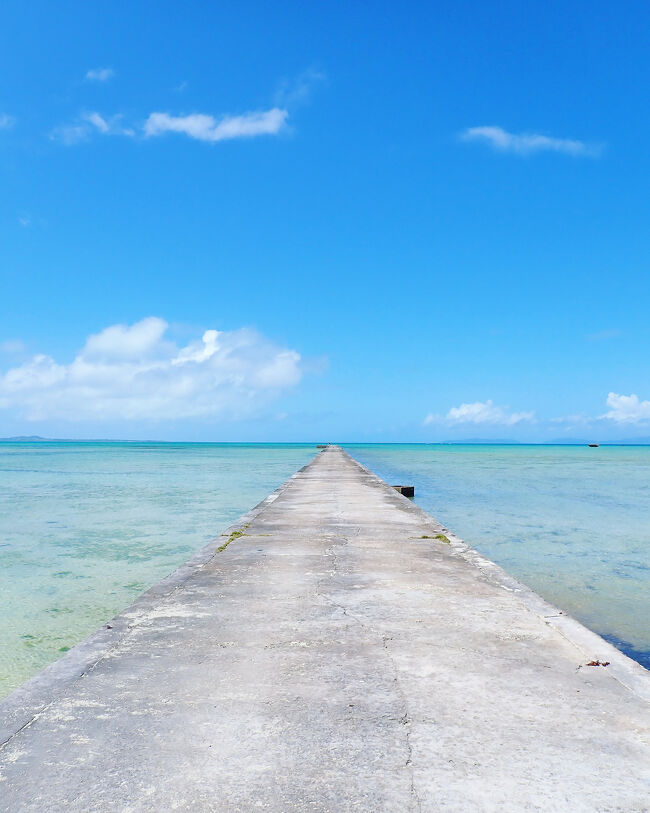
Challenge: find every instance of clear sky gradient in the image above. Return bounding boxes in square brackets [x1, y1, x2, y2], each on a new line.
[1, 1, 649, 441]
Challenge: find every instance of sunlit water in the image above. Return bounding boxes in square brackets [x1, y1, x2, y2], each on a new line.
[1, 442, 648, 698]
[0, 442, 314, 697]
[345, 444, 650, 669]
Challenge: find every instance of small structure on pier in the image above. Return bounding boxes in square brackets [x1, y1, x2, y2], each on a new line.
[392, 484, 414, 498]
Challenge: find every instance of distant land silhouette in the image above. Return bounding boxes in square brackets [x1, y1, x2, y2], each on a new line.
[1, 436, 49, 442]
[1, 436, 649, 445]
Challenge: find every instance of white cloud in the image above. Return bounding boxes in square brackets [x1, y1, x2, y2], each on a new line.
[460, 126, 601, 157]
[0, 318, 303, 421]
[425, 399, 535, 426]
[50, 111, 134, 144]
[0, 114, 15, 129]
[80, 111, 134, 137]
[52, 108, 286, 145]
[143, 108, 288, 142]
[601, 392, 650, 424]
[85, 67, 114, 82]
[85, 111, 110, 133]
[82, 317, 168, 360]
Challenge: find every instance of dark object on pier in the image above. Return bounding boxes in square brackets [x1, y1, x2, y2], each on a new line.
[392, 485, 415, 498]
[588, 443, 599, 447]
[316, 444, 328, 449]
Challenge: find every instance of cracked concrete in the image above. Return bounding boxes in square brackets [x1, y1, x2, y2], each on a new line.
[0, 446, 649, 812]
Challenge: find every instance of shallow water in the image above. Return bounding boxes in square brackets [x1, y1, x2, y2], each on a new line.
[1, 442, 648, 698]
[345, 444, 650, 669]
[0, 442, 314, 697]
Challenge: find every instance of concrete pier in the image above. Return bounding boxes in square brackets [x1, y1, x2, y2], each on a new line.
[1, 446, 649, 812]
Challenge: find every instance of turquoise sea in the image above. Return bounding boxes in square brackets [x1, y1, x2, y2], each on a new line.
[1, 441, 648, 697]
[0, 442, 315, 697]
[346, 443, 650, 670]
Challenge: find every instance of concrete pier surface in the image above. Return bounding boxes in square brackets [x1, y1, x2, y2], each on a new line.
[1, 447, 649, 812]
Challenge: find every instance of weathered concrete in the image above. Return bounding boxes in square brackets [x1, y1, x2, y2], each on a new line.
[1, 446, 649, 812]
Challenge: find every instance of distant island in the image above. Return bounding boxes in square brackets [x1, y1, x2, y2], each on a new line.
[0, 436, 50, 442]
[1, 435, 650, 445]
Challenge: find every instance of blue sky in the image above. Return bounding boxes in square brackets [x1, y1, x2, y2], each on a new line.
[1, 0, 649, 441]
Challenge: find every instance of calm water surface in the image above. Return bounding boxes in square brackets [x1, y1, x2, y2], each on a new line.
[0, 442, 314, 697]
[346, 444, 650, 669]
[1, 441, 648, 697]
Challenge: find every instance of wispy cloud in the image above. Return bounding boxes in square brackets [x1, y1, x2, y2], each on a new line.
[424, 399, 535, 426]
[549, 413, 590, 425]
[274, 68, 326, 107]
[0, 318, 303, 421]
[0, 340, 26, 355]
[85, 67, 114, 82]
[460, 126, 602, 157]
[50, 111, 134, 144]
[50, 123, 88, 145]
[143, 108, 288, 143]
[423, 392, 650, 434]
[51, 108, 286, 145]
[0, 113, 15, 129]
[601, 392, 650, 424]
[586, 329, 620, 341]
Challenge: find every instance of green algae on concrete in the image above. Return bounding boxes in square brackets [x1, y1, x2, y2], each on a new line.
[216, 524, 249, 553]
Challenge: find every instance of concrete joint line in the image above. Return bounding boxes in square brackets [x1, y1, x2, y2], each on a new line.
[382, 634, 422, 813]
